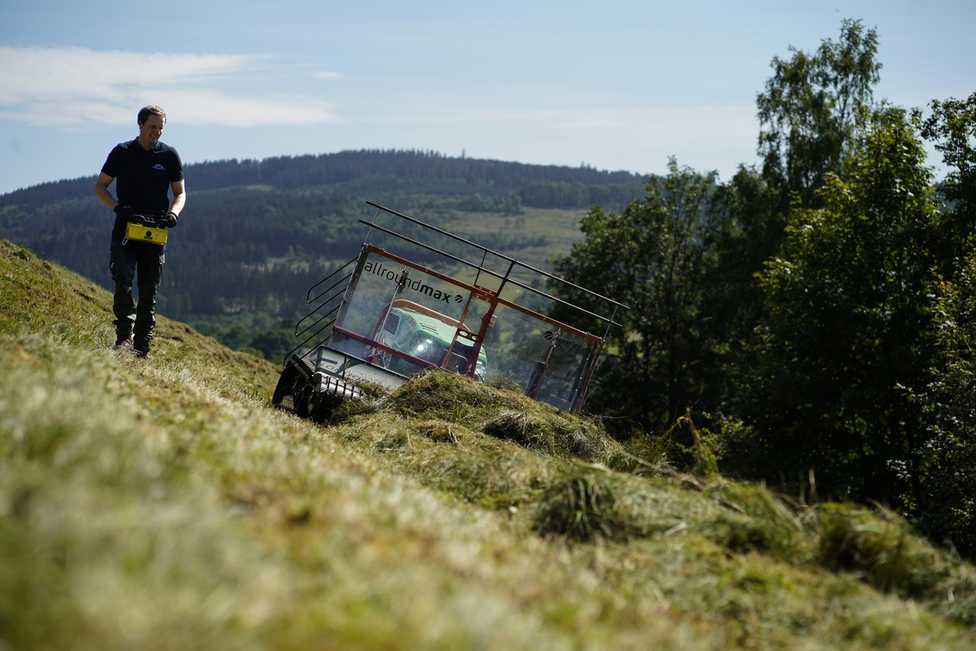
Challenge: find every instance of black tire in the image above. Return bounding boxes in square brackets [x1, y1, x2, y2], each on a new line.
[293, 377, 311, 418]
[310, 392, 344, 424]
[272, 364, 298, 408]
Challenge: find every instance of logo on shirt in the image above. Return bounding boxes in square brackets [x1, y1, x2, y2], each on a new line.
[152, 163, 166, 172]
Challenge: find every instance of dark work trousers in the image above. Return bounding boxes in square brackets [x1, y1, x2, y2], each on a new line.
[110, 236, 164, 352]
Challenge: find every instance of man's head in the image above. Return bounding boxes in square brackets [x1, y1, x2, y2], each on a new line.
[137, 105, 166, 148]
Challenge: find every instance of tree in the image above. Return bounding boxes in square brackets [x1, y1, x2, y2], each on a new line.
[739, 108, 943, 503]
[553, 160, 720, 433]
[701, 166, 782, 359]
[917, 92, 976, 265]
[706, 20, 885, 395]
[757, 18, 882, 207]
[890, 95, 976, 554]
[907, 245, 976, 556]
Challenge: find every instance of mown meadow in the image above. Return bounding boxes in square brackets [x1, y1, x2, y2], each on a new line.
[3, 239, 976, 649]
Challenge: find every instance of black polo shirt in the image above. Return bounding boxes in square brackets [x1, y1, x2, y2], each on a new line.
[101, 139, 183, 213]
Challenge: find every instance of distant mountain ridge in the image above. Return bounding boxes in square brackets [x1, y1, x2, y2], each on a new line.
[0, 148, 648, 209]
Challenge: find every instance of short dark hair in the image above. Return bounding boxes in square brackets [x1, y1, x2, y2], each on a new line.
[137, 105, 167, 125]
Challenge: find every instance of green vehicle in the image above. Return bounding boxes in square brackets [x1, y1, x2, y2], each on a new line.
[272, 201, 627, 421]
[375, 300, 489, 380]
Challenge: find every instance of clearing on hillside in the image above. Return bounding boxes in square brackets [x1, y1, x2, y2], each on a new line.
[272, 201, 627, 421]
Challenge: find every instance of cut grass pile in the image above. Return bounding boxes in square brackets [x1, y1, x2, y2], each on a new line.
[815, 504, 976, 625]
[2, 239, 976, 650]
[0, 346, 288, 650]
[389, 370, 624, 464]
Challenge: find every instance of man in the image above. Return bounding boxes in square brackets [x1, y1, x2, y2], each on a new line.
[95, 105, 186, 357]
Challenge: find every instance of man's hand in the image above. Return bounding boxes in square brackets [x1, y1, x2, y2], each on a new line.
[163, 211, 179, 228]
[114, 204, 134, 221]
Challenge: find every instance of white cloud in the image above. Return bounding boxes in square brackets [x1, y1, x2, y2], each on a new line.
[135, 90, 334, 127]
[0, 46, 336, 127]
[312, 70, 343, 81]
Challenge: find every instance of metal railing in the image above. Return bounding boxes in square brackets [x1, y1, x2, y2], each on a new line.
[285, 201, 629, 413]
[286, 255, 359, 361]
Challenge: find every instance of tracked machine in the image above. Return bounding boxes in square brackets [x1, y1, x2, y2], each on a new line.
[272, 201, 627, 421]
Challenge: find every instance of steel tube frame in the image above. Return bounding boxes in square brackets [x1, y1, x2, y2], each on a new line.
[366, 200, 629, 310]
[364, 245, 600, 344]
[358, 220, 624, 329]
[305, 256, 358, 302]
[286, 201, 629, 414]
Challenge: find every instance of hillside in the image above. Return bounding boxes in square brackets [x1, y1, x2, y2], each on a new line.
[0, 150, 649, 361]
[2, 238, 976, 650]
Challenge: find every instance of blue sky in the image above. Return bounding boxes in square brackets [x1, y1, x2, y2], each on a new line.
[0, 0, 972, 194]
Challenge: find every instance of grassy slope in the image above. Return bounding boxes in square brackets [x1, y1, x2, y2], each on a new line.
[2, 239, 976, 650]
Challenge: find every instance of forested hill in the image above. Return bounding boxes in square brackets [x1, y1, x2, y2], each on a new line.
[0, 149, 649, 359]
[0, 148, 648, 210]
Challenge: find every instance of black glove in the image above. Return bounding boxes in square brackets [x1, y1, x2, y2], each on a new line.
[114, 204, 134, 221]
[162, 211, 179, 228]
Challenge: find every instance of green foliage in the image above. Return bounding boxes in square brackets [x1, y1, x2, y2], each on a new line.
[757, 18, 881, 205]
[649, 410, 721, 478]
[704, 20, 885, 421]
[704, 167, 782, 342]
[553, 159, 721, 433]
[192, 313, 294, 363]
[918, 92, 976, 210]
[917, 92, 976, 264]
[906, 245, 976, 557]
[741, 108, 942, 503]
